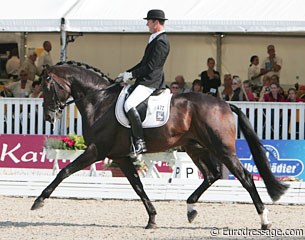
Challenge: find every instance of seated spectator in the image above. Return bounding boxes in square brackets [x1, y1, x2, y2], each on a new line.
[271, 74, 280, 84]
[259, 82, 285, 102]
[262, 75, 271, 87]
[170, 81, 180, 95]
[243, 80, 257, 101]
[4, 70, 32, 97]
[191, 79, 202, 93]
[175, 75, 190, 93]
[221, 74, 233, 100]
[286, 88, 304, 102]
[29, 81, 43, 98]
[230, 76, 247, 101]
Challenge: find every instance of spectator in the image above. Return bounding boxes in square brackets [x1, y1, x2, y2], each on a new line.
[5, 48, 20, 80]
[221, 74, 233, 100]
[243, 80, 257, 101]
[4, 70, 32, 97]
[37, 41, 53, 75]
[247, 55, 262, 88]
[200, 57, 221, 97]
[259, 82, 285, 102]
[270, 74, 280, 84]
[286, 88, 304, 102]
[191, 79, 202, 93]
[29, 81, 43, 98]
[170, 81, 180, 95]
[175, 75, 190, 93]
[230, 76, 247, 101]
[260, 44, 282, 79]
[19, 50, 39, 81]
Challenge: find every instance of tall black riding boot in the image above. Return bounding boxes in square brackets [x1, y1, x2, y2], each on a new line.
[127, 107, 147, 157]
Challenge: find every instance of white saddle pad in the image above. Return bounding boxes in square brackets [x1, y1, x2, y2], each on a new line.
[115, 85, 172, 128]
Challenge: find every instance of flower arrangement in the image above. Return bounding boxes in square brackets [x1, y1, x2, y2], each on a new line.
[44, 134, 87, 150]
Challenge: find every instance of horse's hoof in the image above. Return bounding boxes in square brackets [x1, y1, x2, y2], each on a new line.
[187, 210, 198, 223]
[261, 223, 272, 230]
[145, 223, 157, 229]
[31, 199, 44, 210]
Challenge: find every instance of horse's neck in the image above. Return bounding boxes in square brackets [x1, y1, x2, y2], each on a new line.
[72, 86, 120, 127]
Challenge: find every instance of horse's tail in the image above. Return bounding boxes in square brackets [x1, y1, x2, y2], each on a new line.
[229, 103, 288, 202]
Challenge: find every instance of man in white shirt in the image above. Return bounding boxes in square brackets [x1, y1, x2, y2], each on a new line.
[6, 48, 20, 79]
[20, 50, 39, 81]
[260, 45, 283, 79]
[37, 41, 53, 74]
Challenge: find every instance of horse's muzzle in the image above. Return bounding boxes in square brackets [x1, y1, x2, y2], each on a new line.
[44, 113, 55, 124]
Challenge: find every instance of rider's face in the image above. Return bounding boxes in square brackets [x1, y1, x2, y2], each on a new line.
[146, 20, 158, 33]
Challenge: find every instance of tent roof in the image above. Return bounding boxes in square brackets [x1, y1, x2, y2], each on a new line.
[1, 0, 78, 32]
[64, 0, 305, 33]
[1, 0, 305, 33]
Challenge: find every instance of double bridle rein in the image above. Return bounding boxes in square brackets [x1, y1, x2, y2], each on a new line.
[44, 72, 122, 115]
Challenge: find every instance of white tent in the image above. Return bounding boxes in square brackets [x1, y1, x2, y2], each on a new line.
[64, 0, 305, 33]
[0, 0, 78, 32]
[1, 0, 305, 33]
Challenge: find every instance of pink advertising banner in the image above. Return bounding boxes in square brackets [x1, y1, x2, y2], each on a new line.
[0, 134, 53, 169]
[0, 135, 172, 173]
[0, 134, 105, 170]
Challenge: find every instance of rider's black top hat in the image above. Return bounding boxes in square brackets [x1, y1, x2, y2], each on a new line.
[144, 9, 168, 21]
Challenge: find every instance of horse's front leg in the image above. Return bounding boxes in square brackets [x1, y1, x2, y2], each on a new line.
[31, 144, 98, 210]
[115, 157, 157, 229]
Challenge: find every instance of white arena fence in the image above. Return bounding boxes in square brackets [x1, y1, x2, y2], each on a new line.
[0, 98, 304, 140]
[0, 98, 305, 204]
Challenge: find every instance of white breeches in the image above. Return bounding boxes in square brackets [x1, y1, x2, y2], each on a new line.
[124, 85, 155, 112]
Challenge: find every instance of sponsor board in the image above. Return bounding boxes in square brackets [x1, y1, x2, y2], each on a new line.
[232, 140, 305, 180]
[1, 135, 305, 180]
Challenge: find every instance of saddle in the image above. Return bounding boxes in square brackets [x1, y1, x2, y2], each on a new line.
[115, 85, 172, 128]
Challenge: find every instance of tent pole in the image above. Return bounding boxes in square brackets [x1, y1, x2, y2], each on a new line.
[60, 18, 67, 62]
[20, 32, 27, 65]
[216, 33, 223, 77]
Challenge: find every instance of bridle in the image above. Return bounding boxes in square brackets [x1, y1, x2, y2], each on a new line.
[43, 72, 73, 116]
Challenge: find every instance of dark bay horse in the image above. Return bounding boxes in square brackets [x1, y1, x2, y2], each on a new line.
[31, 61, 288, 229]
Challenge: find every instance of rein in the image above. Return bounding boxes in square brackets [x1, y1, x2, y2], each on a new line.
[47, 72, 122, 112]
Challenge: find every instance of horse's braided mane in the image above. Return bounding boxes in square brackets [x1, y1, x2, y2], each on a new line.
[56, 61, 115, 83]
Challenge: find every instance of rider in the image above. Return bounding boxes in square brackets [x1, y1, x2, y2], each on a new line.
[118, 9, 170, 158]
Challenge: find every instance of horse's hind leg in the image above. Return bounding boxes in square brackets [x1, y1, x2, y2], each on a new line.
[184, 145, 222, 223]
[115, 157, 157, 229]
[31, 144, 98, 210]
[223, 154, 271, 229]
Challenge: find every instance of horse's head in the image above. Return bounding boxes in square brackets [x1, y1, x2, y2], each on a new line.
[41, 65, 72, 123]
